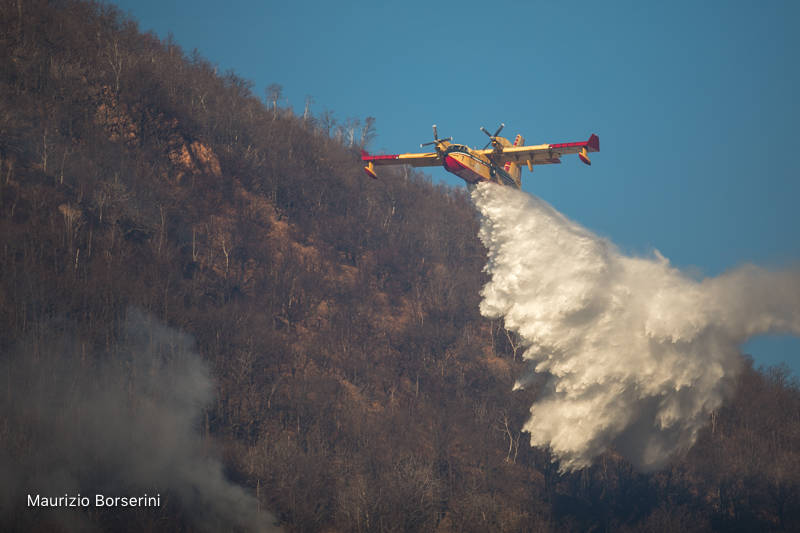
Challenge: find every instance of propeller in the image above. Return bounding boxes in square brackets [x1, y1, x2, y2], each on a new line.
[480, 123, 505, 149]
[420, 124, 453, 148]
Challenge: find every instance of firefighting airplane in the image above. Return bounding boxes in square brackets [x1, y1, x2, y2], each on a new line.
[362, 124, 599, 188]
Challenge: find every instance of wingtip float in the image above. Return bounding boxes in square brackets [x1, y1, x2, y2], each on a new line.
[362, 125, 600, 189]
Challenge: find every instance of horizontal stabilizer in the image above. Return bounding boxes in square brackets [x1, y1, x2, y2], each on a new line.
[364, 161, 378, 179]
[579, 147, 591, 165]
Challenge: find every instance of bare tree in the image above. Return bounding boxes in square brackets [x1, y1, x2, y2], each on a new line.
[58, 203, 82, 256]
[359, 116, 376, 149]
[105, 38, 125, 93]
[318, 109, 336, 137]
[344, 117, 360, 147]
[266, 83, 282, 118]
[303, 95, 313, 122]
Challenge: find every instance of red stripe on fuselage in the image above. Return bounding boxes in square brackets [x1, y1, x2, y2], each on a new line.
[550, 141, 586, 149]
[444, 154, 485, 184]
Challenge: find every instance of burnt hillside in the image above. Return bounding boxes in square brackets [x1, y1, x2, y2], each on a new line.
[1, 1, 799, 532]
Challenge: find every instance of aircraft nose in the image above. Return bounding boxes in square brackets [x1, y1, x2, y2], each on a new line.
[444, 154, 467, 173]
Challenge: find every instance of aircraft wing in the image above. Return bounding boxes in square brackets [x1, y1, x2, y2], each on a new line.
[361, 151, 441, 178]
[478, 134, 600, 167]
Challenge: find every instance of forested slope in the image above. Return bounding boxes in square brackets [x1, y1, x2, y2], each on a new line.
[0, 1, 798, 531]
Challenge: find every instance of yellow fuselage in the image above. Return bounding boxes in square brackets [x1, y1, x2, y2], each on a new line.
[441, 143, 518, 187]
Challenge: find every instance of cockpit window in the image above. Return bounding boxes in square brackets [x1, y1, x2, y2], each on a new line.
[446, 145, 467, 154]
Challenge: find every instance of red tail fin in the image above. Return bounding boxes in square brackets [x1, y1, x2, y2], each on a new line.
[587, 134, 599, 152]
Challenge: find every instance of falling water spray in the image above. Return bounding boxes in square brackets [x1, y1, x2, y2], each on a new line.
[472, 182, 800, 472]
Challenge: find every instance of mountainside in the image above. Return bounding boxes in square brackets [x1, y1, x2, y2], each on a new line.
[1, 1, 799, 532]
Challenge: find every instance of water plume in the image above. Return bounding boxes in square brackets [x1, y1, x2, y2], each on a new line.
[472, 182, 800, 472]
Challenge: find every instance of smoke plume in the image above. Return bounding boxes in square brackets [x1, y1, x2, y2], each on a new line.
[0, 309, 277, 532]
[472, 182, 800, 472]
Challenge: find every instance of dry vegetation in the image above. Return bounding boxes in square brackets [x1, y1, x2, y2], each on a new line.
[1, 1, 799, 531]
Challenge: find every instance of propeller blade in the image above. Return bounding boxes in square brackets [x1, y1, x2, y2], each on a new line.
[421, 136, 452, 148]
[432, 124, 438, 140]
[481, 124, 505, 148]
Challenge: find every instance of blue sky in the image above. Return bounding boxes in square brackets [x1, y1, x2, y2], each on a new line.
[110, 0, 800, 375]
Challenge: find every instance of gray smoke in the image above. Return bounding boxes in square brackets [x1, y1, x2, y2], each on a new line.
[0, 309, 278, 531]
[472, 182, 800, 472]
